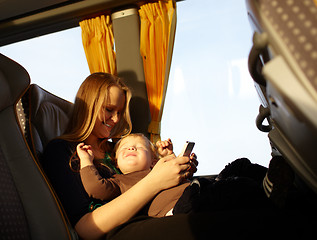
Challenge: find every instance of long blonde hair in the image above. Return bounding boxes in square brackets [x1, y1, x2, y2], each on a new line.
[61, 72, 132, 145]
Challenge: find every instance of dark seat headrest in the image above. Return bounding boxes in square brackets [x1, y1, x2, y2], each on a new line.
[27, 84, 73, 160]
[0, 54, 30, 111]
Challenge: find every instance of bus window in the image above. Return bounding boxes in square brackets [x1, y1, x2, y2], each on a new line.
[160, 0, 271, 175]
[0, 27, 89, 102]
[0, 0, 271, 176]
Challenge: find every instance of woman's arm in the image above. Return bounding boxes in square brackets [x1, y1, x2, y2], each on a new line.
[75, 154, 190, 239]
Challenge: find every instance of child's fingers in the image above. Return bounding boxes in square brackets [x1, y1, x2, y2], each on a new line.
[76, 142, 85, 150]
[87, 149, 93, 156]
[77, 143, 92, 153]
[82, 145, 91, 150]
[162, 139, 171, 147]
[156, 141, 163, 148]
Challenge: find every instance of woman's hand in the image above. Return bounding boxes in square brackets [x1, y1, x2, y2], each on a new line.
[187, 153, 198, 179]
[147, 154, 190, 190]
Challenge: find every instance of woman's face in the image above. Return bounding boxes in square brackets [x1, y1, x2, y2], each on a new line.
[91, 86, 126, 140]
[116, 136, 153, 174]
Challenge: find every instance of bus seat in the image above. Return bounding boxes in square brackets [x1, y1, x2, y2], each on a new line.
[246, 0, 317, 194]
[0, 53, 78, 239]
[25, 84, 73, 161]
[16, 98, 27, 135]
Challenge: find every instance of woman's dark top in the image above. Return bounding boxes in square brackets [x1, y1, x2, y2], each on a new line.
[41, 138, 113, 226]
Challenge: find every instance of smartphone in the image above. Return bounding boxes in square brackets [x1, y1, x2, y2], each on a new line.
[179, 141, 195, 157]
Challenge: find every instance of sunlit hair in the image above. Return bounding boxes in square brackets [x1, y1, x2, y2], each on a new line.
[112, 133, 159, 165]
[61, 72, 132, 147]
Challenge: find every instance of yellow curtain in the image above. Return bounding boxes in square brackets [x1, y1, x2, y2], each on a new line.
[139, 0, 177, 143]
[80, 15, 116, 74]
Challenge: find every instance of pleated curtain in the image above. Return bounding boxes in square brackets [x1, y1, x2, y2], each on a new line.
[139, 0, 177, 142]
[80, 15, 116, 74]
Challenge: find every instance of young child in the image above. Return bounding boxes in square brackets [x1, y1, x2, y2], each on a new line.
[78, 133, 193, 217]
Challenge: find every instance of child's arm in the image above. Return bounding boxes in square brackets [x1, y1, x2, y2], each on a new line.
[156, 138, 176, 158]
[77, 143, 121, 201]
[77, 142, 94, 169]
[80, 165, 121, 201]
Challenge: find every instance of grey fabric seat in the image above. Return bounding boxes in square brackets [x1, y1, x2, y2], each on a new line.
[0, 53, 78, 239]
[246, 0, 317, 195]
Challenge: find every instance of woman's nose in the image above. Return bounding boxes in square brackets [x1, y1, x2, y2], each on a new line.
[111, 112, 119, 124]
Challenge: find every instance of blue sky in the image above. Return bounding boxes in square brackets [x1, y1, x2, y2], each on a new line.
[0, 0, 272, 175]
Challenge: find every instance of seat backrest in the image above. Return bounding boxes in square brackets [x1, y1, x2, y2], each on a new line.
[246, 0, 317, 194]
[25, 84, 73, 161]
[0, 53, 78, 239]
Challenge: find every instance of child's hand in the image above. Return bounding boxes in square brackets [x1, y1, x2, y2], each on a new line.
[156, 138, 174, 157]
[77, 143, 94, 169]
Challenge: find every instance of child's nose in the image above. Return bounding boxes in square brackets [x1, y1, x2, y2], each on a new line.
[128, 146, 136, 151]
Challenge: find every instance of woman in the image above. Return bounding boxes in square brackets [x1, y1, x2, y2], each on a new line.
[78, 133, 194, 218]
[42, 72, 196, 239]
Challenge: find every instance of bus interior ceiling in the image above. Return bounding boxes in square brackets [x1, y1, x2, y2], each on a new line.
[0, 0, 179, 47]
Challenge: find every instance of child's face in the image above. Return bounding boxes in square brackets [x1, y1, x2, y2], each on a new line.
[116, 136, 153, 174]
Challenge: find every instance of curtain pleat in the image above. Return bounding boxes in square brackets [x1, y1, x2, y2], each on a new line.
[80, 15, 116, 74]
[139, 0, 176, 143]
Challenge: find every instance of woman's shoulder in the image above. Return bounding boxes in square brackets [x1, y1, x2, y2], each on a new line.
[43, 138, 77, 160]
[45, 138, 75, 151]
[42, 138, 78, 170]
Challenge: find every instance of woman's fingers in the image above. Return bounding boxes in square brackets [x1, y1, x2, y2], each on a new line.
[181, 171, 191, 179]
[189, 153, 198, 174]
[160, 154, 175, 162]
[150, 155, 195, 189]
[177, 153, 198, 179]
[190, 153, 198, 166]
